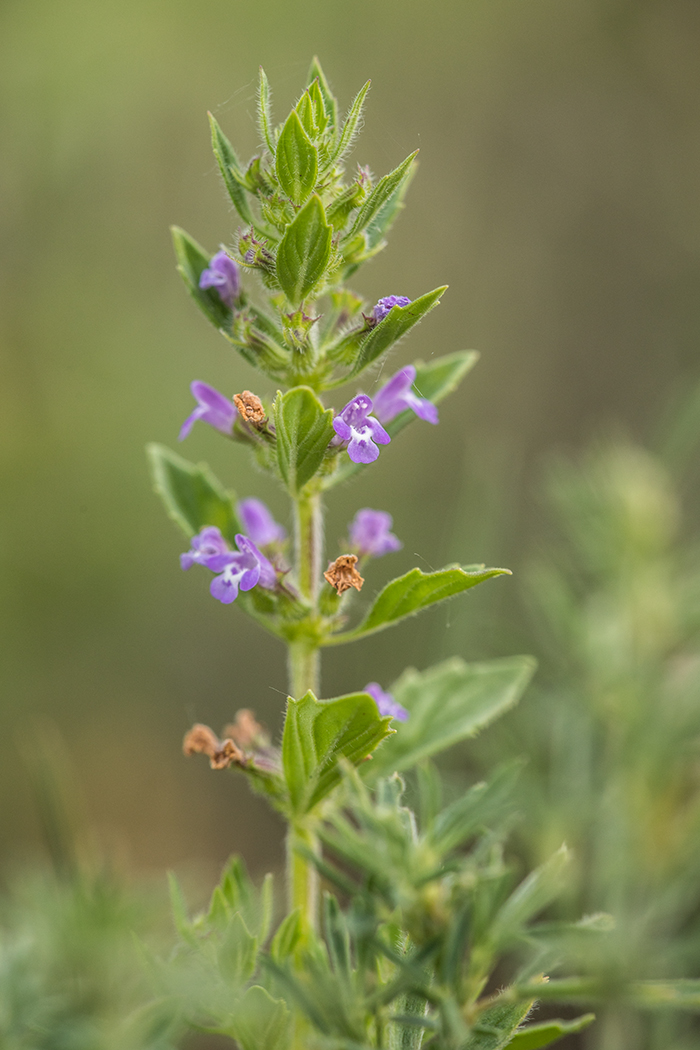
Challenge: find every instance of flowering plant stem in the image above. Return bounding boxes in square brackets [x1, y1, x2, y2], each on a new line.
[287, 484, 323, 930]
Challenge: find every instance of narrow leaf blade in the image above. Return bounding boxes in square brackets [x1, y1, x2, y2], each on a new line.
[258, 67, 275, 155]
[347, 150, 418, 238]
[330, 80, 371, 166]
[327, 565, 510, 644]
[208, 113, 255, 225]
[349, 286, 447, 378]
[147, 443, 240, 544]
[370, 656, 536, 775]
[276, 110, 318, 205]
[507, 1014, 595, 1049]
[274, 386, 335, 493]
[171, 226, 229, 328]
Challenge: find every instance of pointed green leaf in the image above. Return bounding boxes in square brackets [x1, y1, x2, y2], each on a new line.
[208, 113, 254, 225]
[147, 444, 240, 545]
[369, 656, 536, 775]
[271, 908, 304, 963]
[308, 80, 329, 135]
[329, 80, 371, 167]
[167, 871, 197, 946]
[231, 985, 292, 1050]
[274, 386, 334, 493]
[282, 690, 393, 814]
[491, 846, 571, 948]
[217, 912, 258, 984]
[325, 565, 510, 645]
[347, 150, 418, 238]
[365, 161, 416, 249]
[276, 195, 332, 306]
[276, 110, 318, 204]
[464, 1001, 534, 1050]
[349, 286, 447, 377]
[258, 67, 275, 154]
[171, 226, 230, 328]
[323, 351, 478, 489]
[507, 1014, 595, 1049]
[307, 57, 338, 132]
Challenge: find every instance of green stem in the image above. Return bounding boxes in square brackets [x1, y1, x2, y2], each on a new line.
[286, 485, 324, 931]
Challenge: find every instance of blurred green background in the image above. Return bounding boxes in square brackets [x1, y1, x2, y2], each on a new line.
[2, 0, 700, 897]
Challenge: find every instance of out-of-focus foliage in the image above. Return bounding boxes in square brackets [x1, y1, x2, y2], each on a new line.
[467, 423, 700, 1049]
[0, 869, 178, 1050]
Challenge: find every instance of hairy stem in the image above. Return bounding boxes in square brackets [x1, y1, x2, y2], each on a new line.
[286, 485, 324, 930]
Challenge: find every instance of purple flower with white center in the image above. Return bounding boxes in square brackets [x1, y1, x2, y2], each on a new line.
[349, 509, 402, 558]
[179, 381, 236, 441]
[237, 498, 287, 548]
[372, 365, 439, 426]
[332, 395, 391, 465]
[180, 528, 277, 605]
[180, 526, 230, 570]
[365, 682, 409, 722]
[198, 250, 241, 308]
[372, 295, 411, 323]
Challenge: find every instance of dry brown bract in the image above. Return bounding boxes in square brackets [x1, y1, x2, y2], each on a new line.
[324, 554, 365, 595]
[182, 723, 245, 770]
[233, 390, 266, 425]
[222, 709, 265, 750]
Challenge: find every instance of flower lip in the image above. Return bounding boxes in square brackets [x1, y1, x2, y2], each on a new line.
[372, 365, 439, 426]
[332, 396, 391, 465]
[364, 682, 409, 722]
[349, 509, 402, 558]
[179, 381, 236, 441]
[198, 250, 241, 308]
[237, 498, 286, 547]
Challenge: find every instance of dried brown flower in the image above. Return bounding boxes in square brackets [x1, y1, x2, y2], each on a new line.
[324, 554, 365, 595]
[182, 723, 244, 770]
[222, 709, 265, 750]
[233, 390, 266, 425]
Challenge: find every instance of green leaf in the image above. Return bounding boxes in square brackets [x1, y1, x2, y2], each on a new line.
[282, 690, 393, 814]
[627, 979, 700, 1010]
[171, 226, 230, 328]
[217, 912, 258, 984]
[307, 56, 338, 132]
[365, 161, 416, 249]
[308, 80, 329, 135]
[276, 195, 332, 306]
[490, 846, 571, 949]
[370, 656, 536, 775]
[349, 286, 447, 378]
[464, 1000, 534, 1050]
[147, 444, 240, 545]
[329, 79, 371, 167]
[276, 110, 318, 205]
[274, 386, 335, 493]
[270, 908, 304, 963]
[231, 985, 292, 1050]
[347, 150, 418, 238]
[258, 67, 275, 155]
[208, 113, 254, 226]
[325, 565, 510, 646]
[323, 351, 478, 490]
[507, 1015, 595, 1049]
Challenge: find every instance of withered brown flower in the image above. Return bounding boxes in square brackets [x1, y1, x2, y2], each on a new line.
[323, 554, 365, 595]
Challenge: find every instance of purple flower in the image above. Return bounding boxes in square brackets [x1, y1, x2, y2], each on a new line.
[373, 365, 438, 425]
[332, 395, 391, 464]
[179, 381, 236, 441]
[349, 509, 402, 558]
[237, 498, 287, 547]
[199, 251, 241, 308]
[180, 526, 230, 570]
[365, 682, 409, 722]
[372, 295, 411, 323]
[181, 528, 276, 605]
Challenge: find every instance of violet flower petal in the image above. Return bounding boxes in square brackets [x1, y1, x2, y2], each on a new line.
[349, 509, 402, 557]
[365, 682, 409, 722]
[237, 498, 286, 547]
[373, 365, 438, 425]
[179, 381, 236, 441]
[199, 251, 241, 308]
[372, 296, 411, 324]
